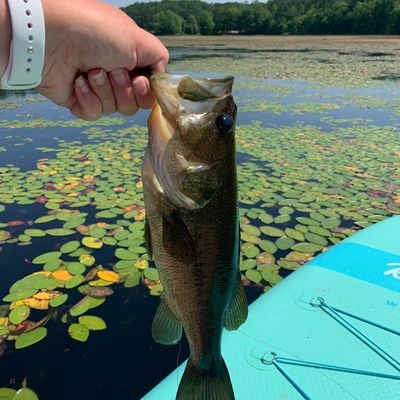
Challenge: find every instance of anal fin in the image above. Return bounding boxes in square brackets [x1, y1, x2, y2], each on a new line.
[152, 297, 182, 345]
[224, 273, 248, 331]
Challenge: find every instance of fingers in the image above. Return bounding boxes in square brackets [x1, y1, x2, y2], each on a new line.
[132, 75, 154, 109]
[67, 68, 153, 120]
[88, 69, 117, 115]
[71, 76, 103, 121]
[110, 69, 139, 116]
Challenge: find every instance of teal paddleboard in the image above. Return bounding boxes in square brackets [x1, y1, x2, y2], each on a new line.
[143, 216, 400, 399]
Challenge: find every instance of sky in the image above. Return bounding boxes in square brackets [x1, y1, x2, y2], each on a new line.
[105, 0, 267, 7]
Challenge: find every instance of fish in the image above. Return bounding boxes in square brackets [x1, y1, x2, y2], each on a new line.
[142, 73, 248, 400]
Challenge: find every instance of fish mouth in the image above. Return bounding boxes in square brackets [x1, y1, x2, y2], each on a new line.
[150, 73, 234, 122]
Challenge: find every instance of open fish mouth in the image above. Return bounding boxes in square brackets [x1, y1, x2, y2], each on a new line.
[150, 73, 234, 124]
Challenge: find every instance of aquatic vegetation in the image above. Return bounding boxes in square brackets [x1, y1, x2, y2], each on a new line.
[0, 379, 39, 400]
[0, 114, 398, 353]
[166, 36, 400, 88]
[238, 99, 341, 114]
[0, 116, 126, 129]
[0, 100, 21, 109]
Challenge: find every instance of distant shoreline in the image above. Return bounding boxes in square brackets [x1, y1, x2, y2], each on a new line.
[161, 35, 400, 48]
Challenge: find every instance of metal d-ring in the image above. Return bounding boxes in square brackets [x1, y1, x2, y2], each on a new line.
[261, 352, 278, 365]
[309, 296, 325, 307]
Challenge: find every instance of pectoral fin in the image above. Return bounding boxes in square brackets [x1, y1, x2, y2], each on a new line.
[152, 297, 182, 345]
[162, 211, 196, 264]
[144, 215, 153, 260]
[224, 273, 248, 331]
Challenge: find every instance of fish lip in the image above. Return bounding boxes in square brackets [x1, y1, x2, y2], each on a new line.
[150, 73, 235, 86]
[150, 73, 234, 100]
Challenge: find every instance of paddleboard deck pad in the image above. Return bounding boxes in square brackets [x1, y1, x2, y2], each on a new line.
[142, 216, 400, 399]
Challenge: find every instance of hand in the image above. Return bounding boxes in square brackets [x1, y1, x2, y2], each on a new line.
[37, 0, 168, 120]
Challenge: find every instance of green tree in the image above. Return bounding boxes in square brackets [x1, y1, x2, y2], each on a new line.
[197, 11, 215, 35]
[153, 10, 184, 35]
[185, 15, 200, 34]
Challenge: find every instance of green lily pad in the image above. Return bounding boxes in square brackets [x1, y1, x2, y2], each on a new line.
[82, 237, 103, 249]
[24, 229, 46, 237]
[143, 268, 159, 281]
[291, 242, 324, 253]
[308, 226, 332, 236]
[276, 236, 295, 250]
[67, 262, 86, 275]
[124, 271, 142, 288]
[32, 251, 62, 264]
[49, 294, 68, 308]
[34, 215, 56, 224]
[3, 289, 38, 302]
[65, 275, 86, 289]
[321, 217, 341, 229]
[46, 228, 75, 236]
[70, 297, 91, 317]
[60, 241, 80, 254]
[245, 269, 262, 283]
[259, 240, 278, 254]
[295, 217, 319, 226]
[305, 232, 328, 246]
[78, 315, 107, 331]
[261, 270, 283, 286]
[9, 305, 30, 325]
[15, 327, 47, 349]
[10, 388, 39, 400]
[240, 259, 257, 271]
[260, 226, 285, 237]
[68, 323, 90, 342]
[285, 228, 305, 241]
[115, 248, 136, 260]
[0, 388, 17, 400]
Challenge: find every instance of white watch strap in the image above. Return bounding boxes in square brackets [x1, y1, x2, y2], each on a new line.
[0, 0, 45, 90]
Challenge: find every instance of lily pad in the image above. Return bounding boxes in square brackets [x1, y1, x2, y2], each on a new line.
[32, 251, 62, 264]
[291, 242, 324, 253]
[321, 217, 341, 229]
[0, 388, 17, 400]
[245, 269, 262, 283]
[15, 327, 47, 349]
[49, 294, 68, 308]
[78, 315, 107, 331]
[60, 241, 80, 254]
[68, 323, 90, 342]
[82, 237, 103, 249]
[11, 388, 39, 400]
[46, 228, 75, 236]
[9, 305, 30, 325]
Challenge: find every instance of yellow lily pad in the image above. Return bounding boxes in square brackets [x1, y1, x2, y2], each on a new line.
[82, 237, 103, 249]
[97, 270, 119, 283]
[52, 270, 73, 281]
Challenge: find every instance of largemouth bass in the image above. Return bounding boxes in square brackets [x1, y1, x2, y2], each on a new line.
[142, 73, 247, 400]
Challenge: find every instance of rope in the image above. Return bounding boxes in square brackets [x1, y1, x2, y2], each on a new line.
[313, 298, 400, 372]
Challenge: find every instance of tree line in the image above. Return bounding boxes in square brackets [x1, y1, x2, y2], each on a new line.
[122, 0, 400, 35]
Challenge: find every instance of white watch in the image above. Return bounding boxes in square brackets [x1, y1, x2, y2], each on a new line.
[0, 0, 45, 90]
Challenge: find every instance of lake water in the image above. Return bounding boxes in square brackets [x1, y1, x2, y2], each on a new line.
[0, 37, 399, 399]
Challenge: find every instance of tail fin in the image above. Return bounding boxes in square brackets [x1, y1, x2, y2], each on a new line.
[176, 358, 235, 400]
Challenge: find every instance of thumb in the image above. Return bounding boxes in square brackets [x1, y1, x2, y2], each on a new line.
[134, 28, 169, 72]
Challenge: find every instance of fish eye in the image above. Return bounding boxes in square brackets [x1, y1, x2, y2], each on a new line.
[215, 114, 233, 136]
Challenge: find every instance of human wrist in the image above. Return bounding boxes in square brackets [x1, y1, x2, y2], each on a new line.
[0, 0, 11, 78]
